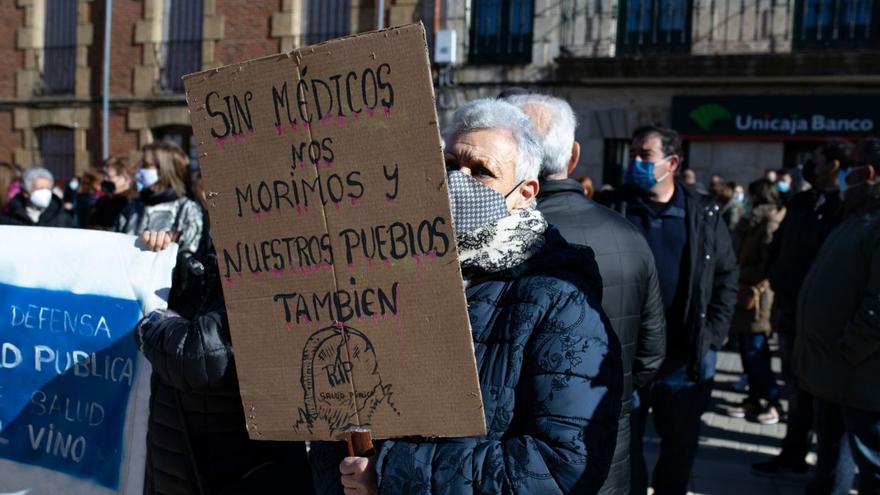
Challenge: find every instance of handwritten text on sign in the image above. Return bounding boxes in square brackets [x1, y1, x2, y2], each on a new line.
[184, 24, 484, 442]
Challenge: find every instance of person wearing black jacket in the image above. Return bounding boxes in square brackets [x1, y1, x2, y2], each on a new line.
[1, 167, 73, 227]
[510, 94, 666, 495]
[753, 139, 852, 481]
[135, 237, 313, 494]
[600, 126, 738, 495]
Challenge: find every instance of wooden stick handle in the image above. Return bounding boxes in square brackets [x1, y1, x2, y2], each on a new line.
[346, 428, 375, 457]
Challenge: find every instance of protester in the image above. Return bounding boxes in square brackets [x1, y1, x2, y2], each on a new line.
[89, 155, 138, 230]
[712, 180, 745, 230]
[314, 98, 623, 495]
[578, 175, 595, 198]
[795, 136, 880, 493]
[0, 161, 18, 213]
[510, 93, 666, 495]
[135, 235, 314, 494]
[0, 167, 72, 227]
[600, 125, 739, 495]
[729, 179, 785, 425]
[115, 141, 204, 256]
[754, 139, 853, 479]
[72, 169, 103, 227]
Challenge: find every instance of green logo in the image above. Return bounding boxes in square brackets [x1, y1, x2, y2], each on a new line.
[689, 103, 733, 131]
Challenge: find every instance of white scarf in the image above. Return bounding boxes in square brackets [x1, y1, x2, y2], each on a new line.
[457, 208, 548, 279]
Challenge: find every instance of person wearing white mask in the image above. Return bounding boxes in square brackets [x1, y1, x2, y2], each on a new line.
[0, 167, 72, 227]
[115, 140, 204, 257]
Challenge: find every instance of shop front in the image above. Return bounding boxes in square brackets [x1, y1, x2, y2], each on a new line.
[671, 95, 880, 187]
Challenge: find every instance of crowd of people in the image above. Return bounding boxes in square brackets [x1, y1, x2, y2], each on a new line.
[2, 92, 879, 495]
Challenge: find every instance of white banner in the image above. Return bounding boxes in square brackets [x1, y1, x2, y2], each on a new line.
[0, 226, 178, 495]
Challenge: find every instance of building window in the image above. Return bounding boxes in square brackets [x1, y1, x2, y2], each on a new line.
[40, 0, 77, 95]
[154, 126, 198, 170]
[159, 0, 203, 93]
[469, 0, 534, 64]
[794, 0, 879, 49]
[298, 0, 351, 46]
[617, 0, 693, 55]
[36, 126, 75, 181]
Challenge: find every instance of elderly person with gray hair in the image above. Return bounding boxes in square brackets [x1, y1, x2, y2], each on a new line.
[314, 98, 622, 495]
[508, 93, 666, 495]
[1, 167, 72, 227]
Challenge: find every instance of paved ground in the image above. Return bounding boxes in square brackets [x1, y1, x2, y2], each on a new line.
[641, 349, 821, 495]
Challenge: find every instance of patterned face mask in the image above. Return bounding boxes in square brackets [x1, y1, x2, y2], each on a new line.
[447, 170, 512, 236]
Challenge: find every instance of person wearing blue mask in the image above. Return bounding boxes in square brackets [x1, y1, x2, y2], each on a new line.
[775, 169, 793, 203]
[795, 137, 880, 494]
[600, 125, 739, 495]
[755, 139, 852, 484]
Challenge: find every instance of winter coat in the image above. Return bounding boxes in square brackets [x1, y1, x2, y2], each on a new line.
[731, 204, 785, 333]
[601, 183, 739, 380]
[88, 192, 134, 230]
[0, 193, 73, 227]
[538, 178, 665, 495]
[116, 188, 204, 255]
[795, 193, 880, 412]
[312, 228, 623, 495]
[136, 255, 313, 495]
[378, 229, 621, 494]
[767, 188, 842, 336]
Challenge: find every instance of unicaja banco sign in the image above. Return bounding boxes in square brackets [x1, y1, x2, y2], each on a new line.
[672, 96, 880, 138]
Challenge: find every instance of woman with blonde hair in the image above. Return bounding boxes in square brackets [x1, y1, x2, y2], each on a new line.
[115, 140, 204, 255]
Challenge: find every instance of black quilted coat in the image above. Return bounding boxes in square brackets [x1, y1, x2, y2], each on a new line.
[136, 255, 313, 494]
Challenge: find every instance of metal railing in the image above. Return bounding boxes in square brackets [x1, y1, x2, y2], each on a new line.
[559, 0, 877, 57]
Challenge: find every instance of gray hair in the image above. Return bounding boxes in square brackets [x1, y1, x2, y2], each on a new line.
[22, 167, 54, 192]
[506, 94, 578, 178]
[444, 98, 543, 181]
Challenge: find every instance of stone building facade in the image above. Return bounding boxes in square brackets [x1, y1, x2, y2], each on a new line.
[0, 0, 424, 181]
[2, 0, 877, 188]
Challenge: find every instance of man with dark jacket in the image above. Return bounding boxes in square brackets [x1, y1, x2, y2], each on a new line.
[0, 167, 72, 227]
[600, 125, 739, 495]
[754, 139, 852, 480]
[795, 138, 880, 494]
[510, 94, 666, 495]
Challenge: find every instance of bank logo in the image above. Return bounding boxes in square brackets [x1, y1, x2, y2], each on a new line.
[689, 103, 732, 131]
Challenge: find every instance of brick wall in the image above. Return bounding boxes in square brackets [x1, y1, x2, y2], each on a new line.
[109, 0, 142, 95]
[215, 0, 281, 65]
[0, 2, 24, 99]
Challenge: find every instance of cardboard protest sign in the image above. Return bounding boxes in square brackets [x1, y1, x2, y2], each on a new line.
[182, 23, 485, 441]
[0, 227, 178, 495]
